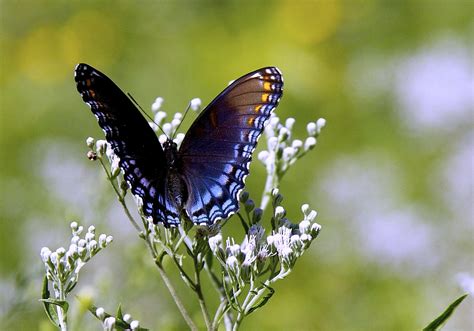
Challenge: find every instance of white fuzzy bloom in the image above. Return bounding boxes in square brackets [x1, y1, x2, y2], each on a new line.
[86, 137, 95, 149]
[173, 112, 183, 120]
[98, 234, 107, 247]
[292, 139, 303, 149]
[67, 244, 78, 256]
[103, 316, 116, 329]
[311, 223, 322, 233]
[85, 232, 94, 242]
[40, 247, 52, 263]
[78, 239, 87, 248]
[306, 122, 317, 136]
[268, 136, 279, 151]
[71, 235, 80, 245]
[123, 313, 132, 323]
[270, 116, 280, 128]
[106, 236, 113, 244]
[130, 320, 140, 330]
[96, 307, 105, 320]
[285, 117, 295, 130]
[299, 220, 311, 234]
[300, 233, 312, 243]
[316, 118, 326, 131]
[258, 150, 270, 163]
[190, 98, 202, 111]
[306, 210, 318, 222]
[50, 252, 58, 265]
[274, 206, 286, 219]
[154, 110, 167, 124]
[209, 233, 223, 253]
[171, 118, 181, 130]
[226, 256, 239, 269]
[70, 221, 78, 231]
[95, 140, 108, 155]
[162, 123, 172, 137]
[304, 137, 317, 150]
[301, 204, 310, 215]
[88, 240, 98, 251]
[151, 97, 164, 113]
[56, 247, 66, 257]
[278, 127, 290, 140]
[283, 147, 295, 161]
[227, 244, 241, 257]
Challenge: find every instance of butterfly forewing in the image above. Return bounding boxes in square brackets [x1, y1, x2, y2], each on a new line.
[74, 63, 180, 226]
[179, 67, 283, 224]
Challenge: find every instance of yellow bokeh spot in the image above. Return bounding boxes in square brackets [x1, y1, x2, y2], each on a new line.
[278, 0, 341, 45]
[16, 10, 120, 85]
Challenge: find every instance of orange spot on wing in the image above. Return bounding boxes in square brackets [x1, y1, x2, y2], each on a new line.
[255, 105, 262, 113]
[247, 117, 255, 125]
[261, 93, 269, 102]
[263, 82, 272, 91]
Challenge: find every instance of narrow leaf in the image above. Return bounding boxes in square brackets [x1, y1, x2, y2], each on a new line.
[40, 276, 59, 327]
[246, 283, 275, 315]
[423, 294, 468, 331]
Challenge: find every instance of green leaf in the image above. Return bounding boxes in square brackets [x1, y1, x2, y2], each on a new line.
[423, 294, 468, 331]
[246, 283, 275, 315]
[116, 304, 123, 319]
[40, 276, 60, 327]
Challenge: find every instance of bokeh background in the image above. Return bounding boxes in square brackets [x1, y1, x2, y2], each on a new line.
[1, 1, 473, 330]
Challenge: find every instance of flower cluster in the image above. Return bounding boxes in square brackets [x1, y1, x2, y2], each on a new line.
[150, 96, 202, 147]
[258, 114, 326, 176]
[41, 222, 113, 298]
[208, 189, 321, 311]
[94, 306, 142, 331]
[40, 222, 113, 330]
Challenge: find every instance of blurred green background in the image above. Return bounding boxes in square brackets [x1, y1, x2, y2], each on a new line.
[1, 1, 472, 330]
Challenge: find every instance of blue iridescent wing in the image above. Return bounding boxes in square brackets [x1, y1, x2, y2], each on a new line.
[74, 63, 180, 226]
[179, 67, 283, 225]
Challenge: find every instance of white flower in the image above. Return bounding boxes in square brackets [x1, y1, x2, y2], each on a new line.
[96, 307, 105, 320]
[86, 137, 95, 149]
[226, 256, 239, 269]
[70, 221, 78, 231]
[162, 123, 172, 137]
[103, 316, 116, 329]
[292, 139, 303, 149]
[306, 122, 317, 136]
[299, 220, 311, 234]
[95, 140, 108, 155]
[130, 320, 140, 330]
[283, 147, 295, 161]
[171, 118, 181, 130]
[40, 247, 51, 263]
[285, 117, 295, 130]
[209, 233, 223, 253]
[106, 236, 113, 244]
[154, 110, 167, 124]
[268, 136, 279, 151]
[316, 118, 326, 131]
[190, 98, 202, 111]
[274, 206, 286, 219]
[304, 137, 317, 150]
[151, 97, 164, 112]
[258, 150, 270, 163]
[123, 313, 132, 323]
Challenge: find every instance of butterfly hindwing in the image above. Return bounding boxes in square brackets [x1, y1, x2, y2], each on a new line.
[74, 63, 180, 226]
[179, 67, 284, 224]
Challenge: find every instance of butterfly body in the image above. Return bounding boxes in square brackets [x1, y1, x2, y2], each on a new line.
[75, 64, 283, 226]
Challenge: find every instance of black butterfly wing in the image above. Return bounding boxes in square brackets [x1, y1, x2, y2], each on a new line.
[179, 67, 283, 225]
[74, 63, 180, 226]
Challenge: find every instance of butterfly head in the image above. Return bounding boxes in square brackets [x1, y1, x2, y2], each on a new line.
[163, 139, 179, 169]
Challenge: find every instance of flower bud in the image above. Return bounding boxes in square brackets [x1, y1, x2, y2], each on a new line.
[154, 110, 167, 124]
[123, 314, 132, 323]
[299, 220, 311, 234]
[239, 191, 249, 203]
[258, 150, 270, 163]
[151, 97, 164, 113]
[190, 98, 202, 111]
[130, 320, 140, 330]
[304, 137, 317, 151]
[306, 122, 317, 136]
[86, 137, 95, 149]
[274, 206, 286, 220]
[285, 117, 295, 130]
[244, 199, 255, 213]
[316, 118, 326, 131]
[96, 307, 105, 320]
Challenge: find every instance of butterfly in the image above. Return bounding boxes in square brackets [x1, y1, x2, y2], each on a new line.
[75, 63, 283, 226]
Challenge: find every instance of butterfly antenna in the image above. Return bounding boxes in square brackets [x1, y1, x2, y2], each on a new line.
[171, 101, 192, 140]
[127, 92, 168, 138]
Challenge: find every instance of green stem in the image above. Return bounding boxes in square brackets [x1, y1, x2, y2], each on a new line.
[155, 259, 198, 331]
[194, 255, 212, 330]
